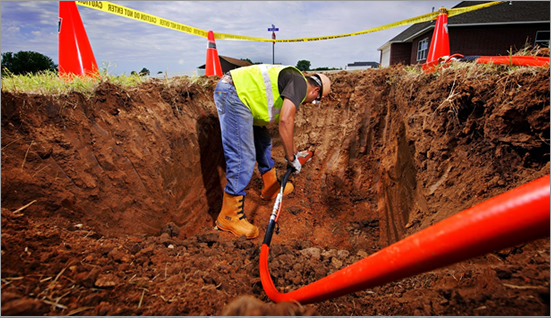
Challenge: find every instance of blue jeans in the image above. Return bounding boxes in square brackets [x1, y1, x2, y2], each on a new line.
[214, 80, 275, 196]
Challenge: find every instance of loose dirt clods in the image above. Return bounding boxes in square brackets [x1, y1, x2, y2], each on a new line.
[1, 63, 549, 315]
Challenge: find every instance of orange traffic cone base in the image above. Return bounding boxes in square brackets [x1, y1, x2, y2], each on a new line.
[58, 1, 99, 78]
[422, 7, 451, 73]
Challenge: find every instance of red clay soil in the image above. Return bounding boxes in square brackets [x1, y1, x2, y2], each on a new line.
[1, 62, 549, 316]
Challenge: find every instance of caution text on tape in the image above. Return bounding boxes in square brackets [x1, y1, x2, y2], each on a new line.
[76, 1, 208, 37]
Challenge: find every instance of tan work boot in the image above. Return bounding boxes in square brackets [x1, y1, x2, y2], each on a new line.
[216, 192, 259, 239]
[260, 167, 294, 200]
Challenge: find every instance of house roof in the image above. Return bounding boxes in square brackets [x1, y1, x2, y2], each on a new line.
[219, 56, 252, 67]
[387, 1, 550, 44]
[448, 1, 549, 25]
[347, 61, 380, 67]
[197, 56, 252, 69]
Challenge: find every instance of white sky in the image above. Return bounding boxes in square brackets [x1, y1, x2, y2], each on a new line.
[1, 1, 461, 76]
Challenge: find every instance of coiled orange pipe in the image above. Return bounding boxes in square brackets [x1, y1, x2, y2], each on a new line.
[260, 174, 550, 304]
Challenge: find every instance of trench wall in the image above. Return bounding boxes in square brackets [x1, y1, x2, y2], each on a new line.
[1, 67, 549, 246]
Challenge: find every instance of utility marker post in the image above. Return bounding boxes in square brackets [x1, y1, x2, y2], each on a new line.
[268, 24, 279, 64]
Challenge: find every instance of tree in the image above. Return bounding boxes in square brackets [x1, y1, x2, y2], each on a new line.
[1, 51, 57, 75]
[296, 60, 311, 71]
[139, 67, 150, 76]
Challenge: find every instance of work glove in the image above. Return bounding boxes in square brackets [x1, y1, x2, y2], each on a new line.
[286, 154, 302, 175]
[296, 150, 313, 165]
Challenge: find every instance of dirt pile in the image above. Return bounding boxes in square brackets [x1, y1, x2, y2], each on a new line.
[1, 64, 549, 315]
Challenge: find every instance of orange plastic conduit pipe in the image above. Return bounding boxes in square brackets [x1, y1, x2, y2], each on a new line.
[476, 56, 550, 67]
[260, 174, 550, 304]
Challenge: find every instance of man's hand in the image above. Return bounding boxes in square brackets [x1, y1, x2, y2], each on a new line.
[286, 155, 302, 175]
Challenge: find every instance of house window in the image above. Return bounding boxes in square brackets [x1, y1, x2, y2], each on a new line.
[535, 30, 550, 48]
[417, 38, 429, 61]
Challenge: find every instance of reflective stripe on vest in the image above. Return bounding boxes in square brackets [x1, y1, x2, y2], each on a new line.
[258, 65, 278, 122]
[230, 65, 306, 126]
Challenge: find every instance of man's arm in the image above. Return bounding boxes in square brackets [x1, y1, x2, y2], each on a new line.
[279, 97, 297, 162]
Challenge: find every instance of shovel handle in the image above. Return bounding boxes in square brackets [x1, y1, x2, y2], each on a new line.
[262, 166, 294, 246]
[280, 166, 294, 189]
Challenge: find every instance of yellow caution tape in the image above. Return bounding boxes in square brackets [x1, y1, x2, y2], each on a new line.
[76, 1, 507, 43]
[75, 1, 209, 37]
[215, 10, 442, 43]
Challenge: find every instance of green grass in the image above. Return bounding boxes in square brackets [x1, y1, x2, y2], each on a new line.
[0, 68, 148, 96]
[0, 68, 212, 97]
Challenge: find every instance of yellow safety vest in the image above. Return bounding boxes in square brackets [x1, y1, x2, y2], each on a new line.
[230, 65, 306, 126]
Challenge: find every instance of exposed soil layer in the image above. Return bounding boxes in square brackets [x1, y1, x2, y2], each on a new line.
[1, 64, 550, 316]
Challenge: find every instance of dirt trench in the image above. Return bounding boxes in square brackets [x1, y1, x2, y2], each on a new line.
[1, 64, 549, 316]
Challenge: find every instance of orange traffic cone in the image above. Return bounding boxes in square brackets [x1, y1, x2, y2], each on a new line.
[422, 7, 450, 72]
[58, 1, 99, 78]
[205, 30, 223, 76]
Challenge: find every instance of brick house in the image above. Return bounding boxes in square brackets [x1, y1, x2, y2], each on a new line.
[378, 1, 550, 67]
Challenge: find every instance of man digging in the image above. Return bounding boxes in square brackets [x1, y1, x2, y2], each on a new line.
[213, 64, 331, 239]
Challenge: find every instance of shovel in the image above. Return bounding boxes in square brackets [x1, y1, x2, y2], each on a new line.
[262, 150, 313, 246]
